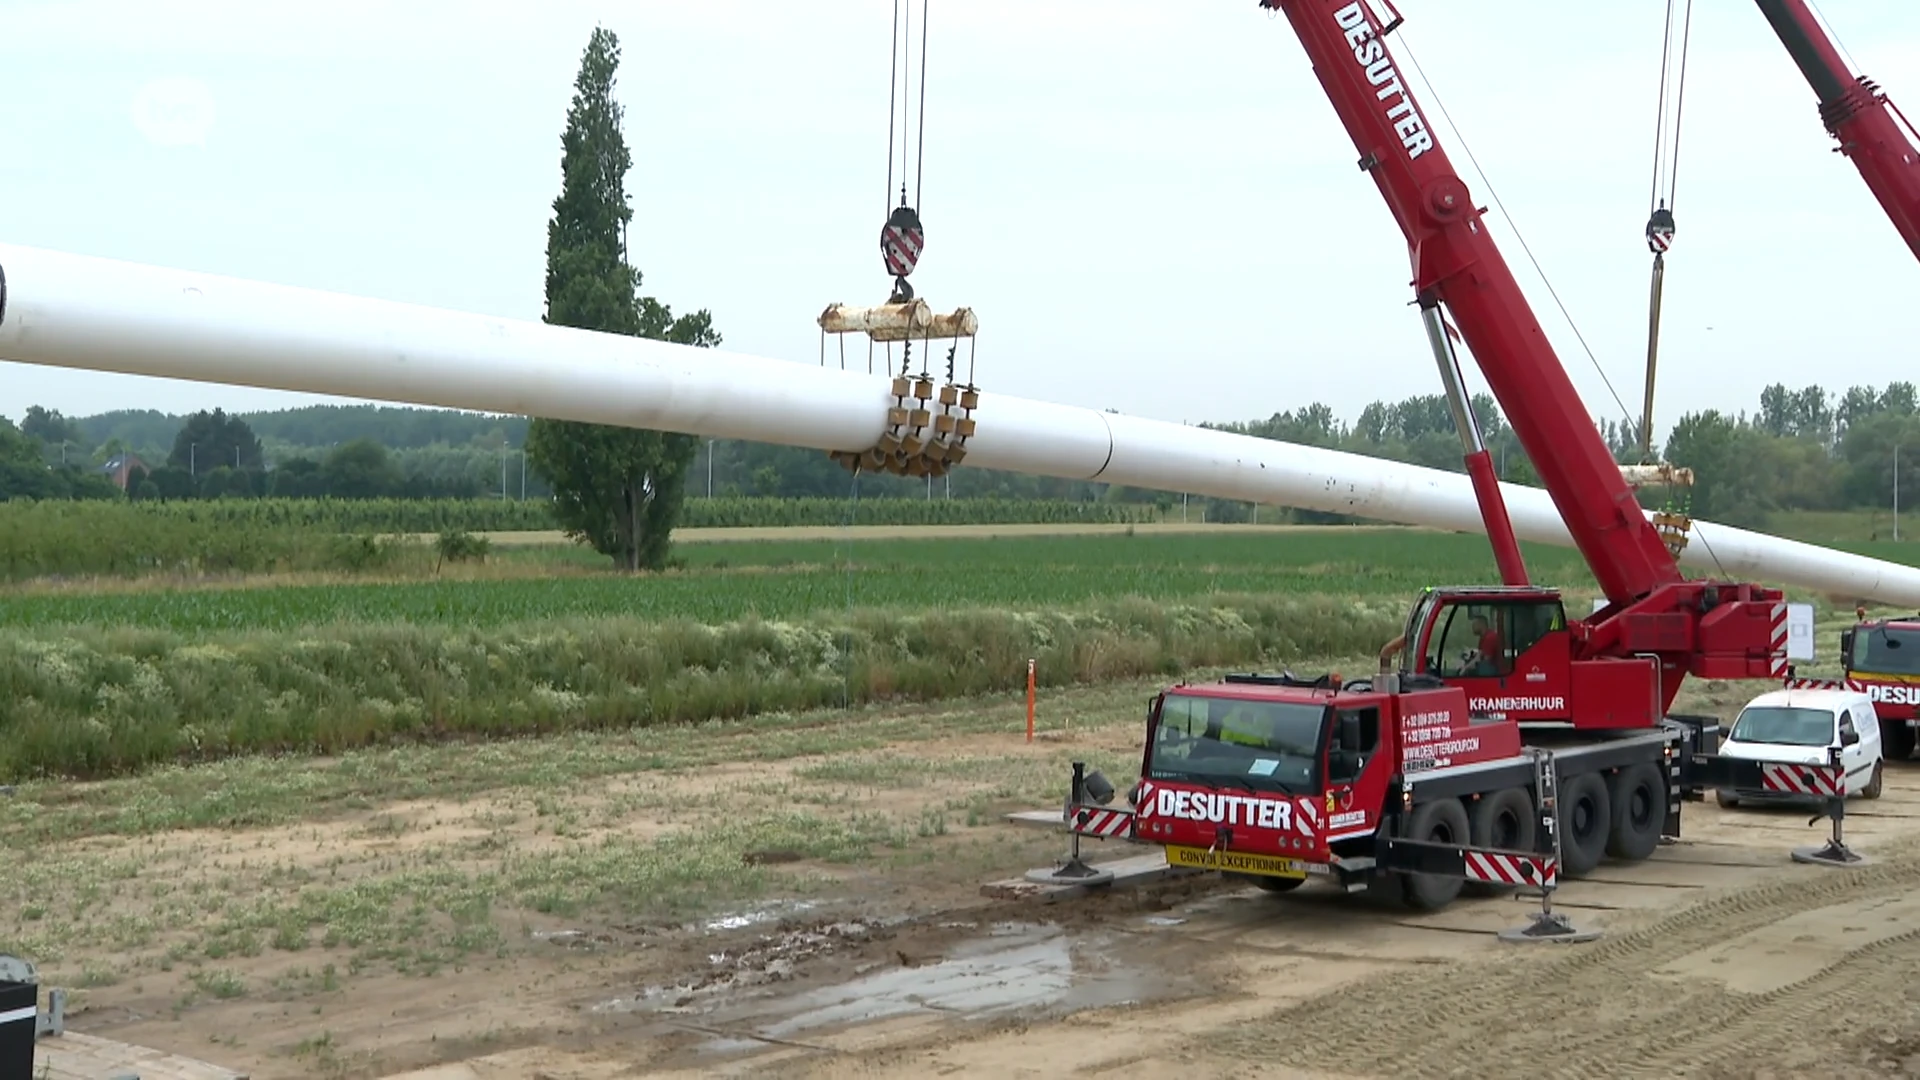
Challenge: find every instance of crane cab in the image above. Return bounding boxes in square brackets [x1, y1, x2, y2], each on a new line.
[1397, 586, 1662, 731]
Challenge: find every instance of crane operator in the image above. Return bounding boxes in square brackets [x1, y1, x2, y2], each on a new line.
[1465, 614, 1504, 677]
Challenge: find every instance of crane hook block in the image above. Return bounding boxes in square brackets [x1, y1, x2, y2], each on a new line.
[1645, 206, 1676, 254]
[882, 205, 925, 279]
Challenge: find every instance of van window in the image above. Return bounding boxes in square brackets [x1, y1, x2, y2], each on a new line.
[1729, 705, 1836, 748]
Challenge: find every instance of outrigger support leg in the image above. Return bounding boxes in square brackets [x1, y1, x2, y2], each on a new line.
[1498, 749, 1602, 944]
[1792, 748, 1871, 868]
[1025, 762, 1116, 886]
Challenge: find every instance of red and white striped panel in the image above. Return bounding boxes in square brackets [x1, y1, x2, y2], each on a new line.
[1761, 761, 1842, 798]
[1069, 807, 1134, 838]
[1293, 796, 1320, 839]
[1464, 850, 1557, 891]
[1769, 602, 1789, 677]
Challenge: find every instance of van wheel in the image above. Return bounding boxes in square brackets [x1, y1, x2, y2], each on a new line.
[1605, 763, 1666, 862]
[1399, 797, 1470, 911]
[1558, 771, 1611, 878]
[1863, 761, 1884, 800]
[1463, 787, 1536, 897]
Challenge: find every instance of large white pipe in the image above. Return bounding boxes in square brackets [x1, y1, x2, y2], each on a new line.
[4, 241, 1917, 607]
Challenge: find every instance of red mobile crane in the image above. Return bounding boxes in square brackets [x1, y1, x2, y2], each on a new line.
[1050, 0, 1859, 917]
[1752, 0, 1920, 757]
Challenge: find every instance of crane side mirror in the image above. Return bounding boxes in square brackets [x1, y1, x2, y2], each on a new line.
[1840, 630, 1854, 656]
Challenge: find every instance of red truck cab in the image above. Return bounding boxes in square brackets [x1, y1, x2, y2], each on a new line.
[1129, 671, 1522, 885]
[1841, 617, 1920, 758]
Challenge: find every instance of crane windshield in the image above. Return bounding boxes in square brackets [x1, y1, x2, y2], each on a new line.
[1146, 692, 1325, 794]
[1851, 625, 1920, 676]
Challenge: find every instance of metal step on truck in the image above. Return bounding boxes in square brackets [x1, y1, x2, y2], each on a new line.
[1046, 661, 1863, 938]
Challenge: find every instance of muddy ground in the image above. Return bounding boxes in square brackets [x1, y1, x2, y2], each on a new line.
[13, 676, 1920, 1080]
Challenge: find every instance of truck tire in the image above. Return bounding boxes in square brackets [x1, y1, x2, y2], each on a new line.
[1558, 771, 1611, 878]
[1605, 762, 1665, 862]
[1399, 797, 1470, 911]
[1463, 787, 1536, 897]
[1248, 875, 1306, 893]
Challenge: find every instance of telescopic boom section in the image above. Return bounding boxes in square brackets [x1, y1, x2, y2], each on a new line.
[1263, 0, 1682, 606]
[1754, 0, 1920, 263]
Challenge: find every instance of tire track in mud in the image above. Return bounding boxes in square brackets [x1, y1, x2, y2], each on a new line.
[1204, 853, 1920, 1079]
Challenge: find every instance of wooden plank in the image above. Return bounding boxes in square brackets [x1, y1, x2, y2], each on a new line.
[34, 1031, 249, 1080]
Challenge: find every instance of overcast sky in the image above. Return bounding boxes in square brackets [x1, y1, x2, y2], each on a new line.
[2, 0, 1916, 444]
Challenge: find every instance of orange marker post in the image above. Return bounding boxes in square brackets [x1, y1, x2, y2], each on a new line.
[1026, 659, 1036, 743]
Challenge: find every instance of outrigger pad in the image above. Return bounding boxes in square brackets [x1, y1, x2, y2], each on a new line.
[1497, 911, 1603, 945]
[1792, 842, 1872, 868]
[1024, 859, 1115, 887]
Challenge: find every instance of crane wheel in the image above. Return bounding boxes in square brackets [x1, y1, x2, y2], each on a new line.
[1399, 797, 1470, 911]
[1241, 873, 1306, 894]
[1557, 771, 1612, 878]
[1463, 787, 1536, 897]
[1604, 762, 1666, 862]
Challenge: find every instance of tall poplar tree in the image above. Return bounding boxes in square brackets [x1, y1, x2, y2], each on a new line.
[526, 26, 719, 571]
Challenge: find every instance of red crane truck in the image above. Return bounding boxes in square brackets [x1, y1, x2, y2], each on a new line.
[1755, 0, 1920, 762]
[1051, 0, 1860, 921]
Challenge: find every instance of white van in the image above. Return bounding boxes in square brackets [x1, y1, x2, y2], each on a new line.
[1714, 686, 1885, 807]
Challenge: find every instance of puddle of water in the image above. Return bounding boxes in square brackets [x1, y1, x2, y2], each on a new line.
[701, 899, 819, 933]
[692, 922, 1161, 1055]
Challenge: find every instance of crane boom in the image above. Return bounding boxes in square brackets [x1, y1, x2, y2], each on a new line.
[1754, 0, 1920, 263]
[1263, 0, 1681, 607]
[1263, 0, 1785, 717]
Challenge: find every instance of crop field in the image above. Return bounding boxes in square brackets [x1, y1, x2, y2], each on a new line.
[0, 529, 1595, 632]
[3, 523, 1912, 783]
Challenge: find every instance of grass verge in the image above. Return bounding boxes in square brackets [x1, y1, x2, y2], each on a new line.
[0, 594, 1407, 781]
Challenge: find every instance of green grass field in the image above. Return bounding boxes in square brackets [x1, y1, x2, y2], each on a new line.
[0, 531, 1599, 633]
[2, 520, 1915, 783]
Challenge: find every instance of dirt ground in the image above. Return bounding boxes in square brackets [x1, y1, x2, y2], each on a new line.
[15, 676, 1920, 1080]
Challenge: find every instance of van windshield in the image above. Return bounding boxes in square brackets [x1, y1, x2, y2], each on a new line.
[1851, 626, 1920, 676]
[1729, 705, 1836, 748]
[1146, 692, 1325, 794]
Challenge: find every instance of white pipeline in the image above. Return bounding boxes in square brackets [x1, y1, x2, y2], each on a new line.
[3, 242, 1917, 608]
